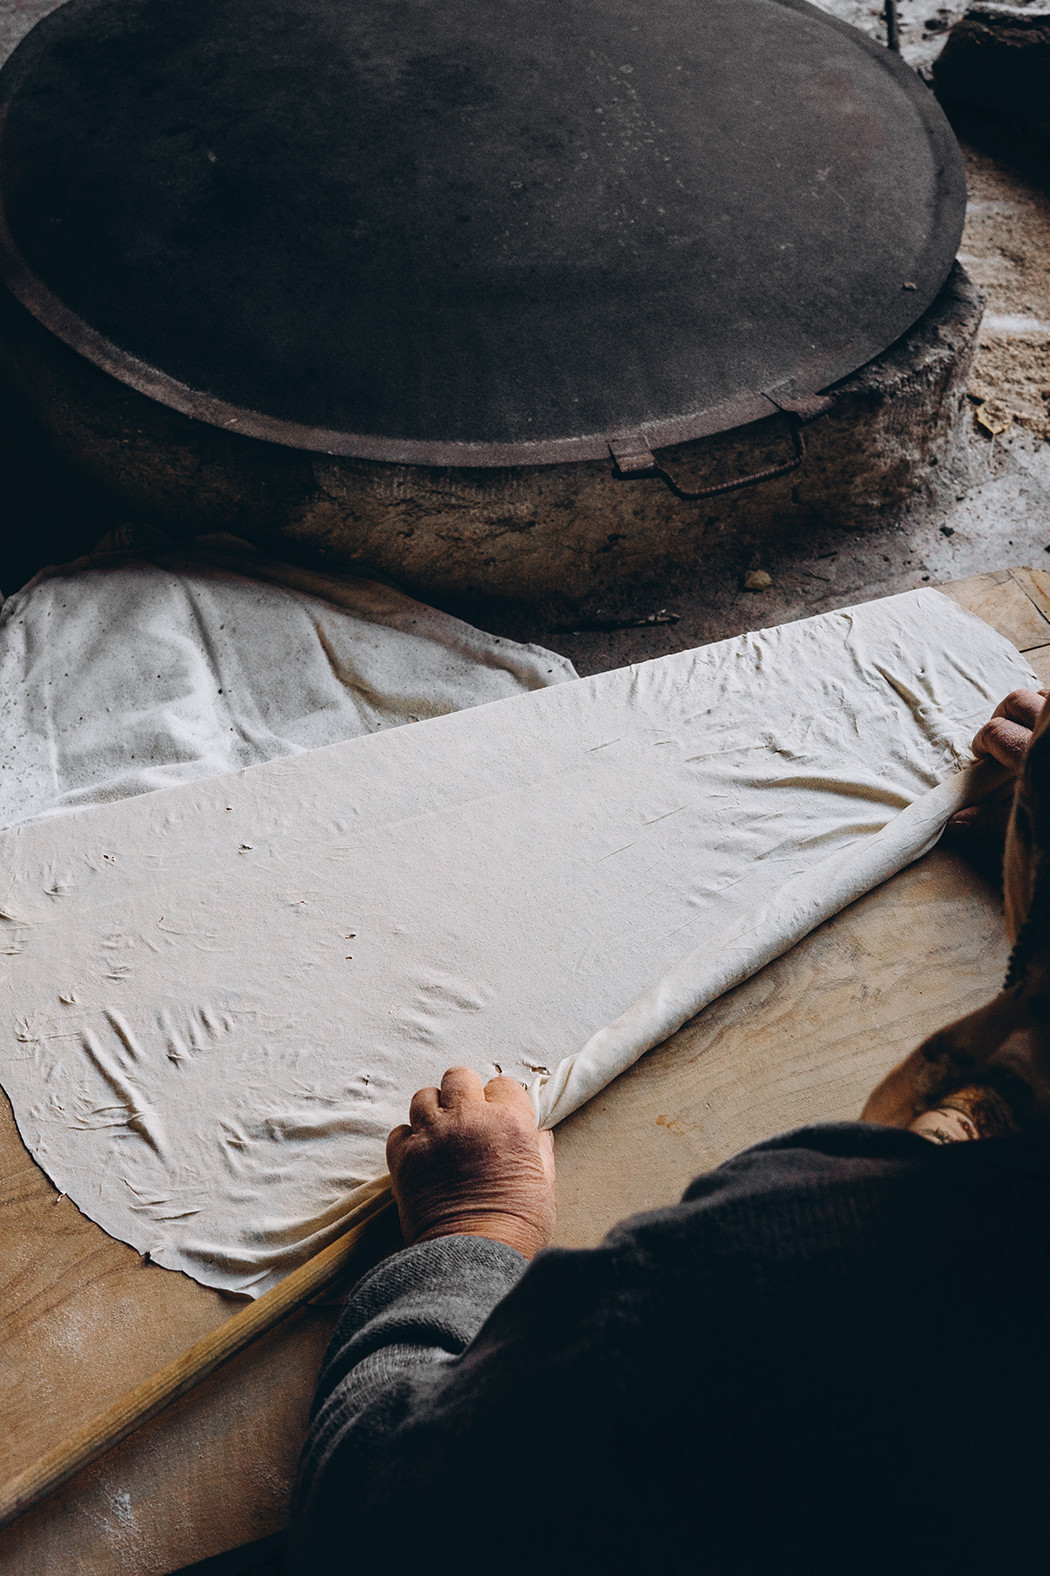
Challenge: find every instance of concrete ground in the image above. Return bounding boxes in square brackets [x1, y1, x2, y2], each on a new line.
[1, 0, 1048, 677]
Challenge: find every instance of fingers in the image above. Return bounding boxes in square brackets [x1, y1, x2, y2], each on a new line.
[402, 1067, 501, 1131]
[946, 791, 1014, 842]
[439, 1066, 486, 1106]
[972, 689, 1049, 771]
[400, 1067, 534, 1136]
[386, 1123, 413, 1175]
[408, 1085, 440, 1125]
[992, 688, 1048, 730]
[1035, 690, 1050, 742]
[483, 1074, 536, 1113]
[972, 716, 1037, 772]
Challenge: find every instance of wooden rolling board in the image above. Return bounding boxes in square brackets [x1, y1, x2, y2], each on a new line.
[1, 568, 1048, 1575]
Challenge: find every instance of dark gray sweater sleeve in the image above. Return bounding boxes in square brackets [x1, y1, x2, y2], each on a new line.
[292, 1233, 527, 1565]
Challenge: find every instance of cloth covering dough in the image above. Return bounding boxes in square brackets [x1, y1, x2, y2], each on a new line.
[0, 533, 577, 828]
[0, 589, 1035, 1295]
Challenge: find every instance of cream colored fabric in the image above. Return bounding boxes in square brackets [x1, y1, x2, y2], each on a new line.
[0, 589, 1034, 1295]
[0, 533, 577, 828]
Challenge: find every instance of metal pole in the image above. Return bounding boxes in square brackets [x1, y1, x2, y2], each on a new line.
[884, 0, 901, 52]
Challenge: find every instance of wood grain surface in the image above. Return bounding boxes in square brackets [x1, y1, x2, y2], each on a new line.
[0, 1182, 394, 1535]
[1, 568, 1048, 1574]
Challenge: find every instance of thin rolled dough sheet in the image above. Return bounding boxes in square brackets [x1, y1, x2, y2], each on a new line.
[0, 590, 1035, 1295]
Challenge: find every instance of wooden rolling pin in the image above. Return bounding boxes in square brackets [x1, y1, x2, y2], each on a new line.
[0, 1174, 395, 1532]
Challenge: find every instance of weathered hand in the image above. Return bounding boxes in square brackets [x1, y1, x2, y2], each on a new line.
[386, 1066, 556, 1259]
[972, 687, 1050, 768]
[948, 687, 1048, 841]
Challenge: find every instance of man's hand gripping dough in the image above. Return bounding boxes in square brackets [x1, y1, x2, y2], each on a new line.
[871, 685, 1050, 1138]
[948, 686, 1048, 841]
[387, 1066, 556, 1260]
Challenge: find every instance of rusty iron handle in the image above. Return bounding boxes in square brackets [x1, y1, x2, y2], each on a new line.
[652, 417, 804, 502]
[610, 411, 816, 503]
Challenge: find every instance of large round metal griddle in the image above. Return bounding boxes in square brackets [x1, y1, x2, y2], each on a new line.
[0, 0, 965, 468]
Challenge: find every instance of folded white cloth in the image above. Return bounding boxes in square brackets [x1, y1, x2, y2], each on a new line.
[0, 533, 577, 828]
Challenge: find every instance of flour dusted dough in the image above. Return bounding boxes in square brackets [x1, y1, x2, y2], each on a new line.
[0, 591, 1035, 1294]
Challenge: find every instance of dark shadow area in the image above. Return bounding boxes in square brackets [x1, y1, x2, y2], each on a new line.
[943, 835, 1007, 905]
[941, 102, 1050, 196]
[168, 1530, 286, 1576]
[0, 380, 109, 597]
[934, 8, 1050, 193]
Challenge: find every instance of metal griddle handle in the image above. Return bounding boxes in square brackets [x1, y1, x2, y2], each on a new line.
[608, 393, 833, 503]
